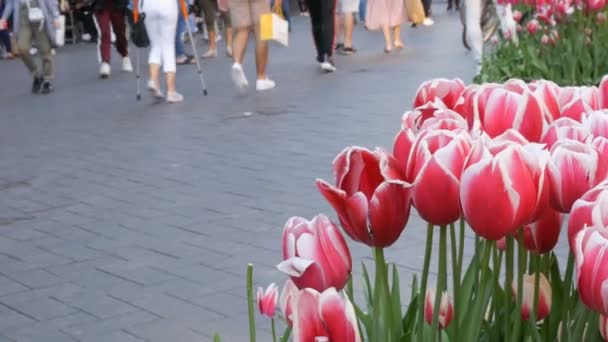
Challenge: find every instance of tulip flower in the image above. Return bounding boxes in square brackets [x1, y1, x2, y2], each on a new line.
[417, 108, 469, 133]
[399, 130, 471, 225]
[567, 182, 608, 250]
[257, 283, 279, 318]
[548, 140, 601, 213]
[541, 117, 591, 149]
[460, 142, 538, 240]
[583, 110, 608, 138]
[559, 86, 600, 114]
[511, 273, 552, 321]
[522, 207, 563, 253]
[587, 0, 606, 11]
[541, 34, 550, 45]
[277, 215, 352, 292]
[292, 288, 361, 342]
[526, 19, 539, 35]
[452, 84, 482, 129]
[497, 237, 507, 251]
[316, 147, 412, 248]
[424, 289, 454, 329]
[600, 75, 608, 109]
[473, 85, 544, 142]
[592, 136, 608, 183]
[560, 96, 595, 122]
[280, 279, 299, 326]
[600, 315, 608, 340]
[598, 12, 608, 24]
[574, 227, 608, 316]
[531, 80, 561, 123]
[513, 9, 523, 21]
[503, 79, 528, 94]
[414, 78, 466, 110]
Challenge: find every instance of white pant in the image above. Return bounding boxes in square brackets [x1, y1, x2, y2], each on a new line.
[144, 0, 178, 73]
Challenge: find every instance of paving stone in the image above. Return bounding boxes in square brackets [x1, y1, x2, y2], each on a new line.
[1, 297, 76, 321]
[3, 269, 65, 290]
[61, 310, 158, 339]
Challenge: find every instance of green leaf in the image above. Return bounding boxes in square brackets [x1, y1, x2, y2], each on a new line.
[391, 264, 403, 340]
[361, 261, 373, 311]
[402, 293, 420, 339]
[353, 301, 373, 340]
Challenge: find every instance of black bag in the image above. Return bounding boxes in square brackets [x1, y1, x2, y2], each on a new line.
[128, 0, 149, 48]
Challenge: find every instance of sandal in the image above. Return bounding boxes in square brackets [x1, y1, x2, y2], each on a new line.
[177, 55, 195, 65]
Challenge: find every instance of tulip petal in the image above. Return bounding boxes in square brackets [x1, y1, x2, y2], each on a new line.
[319, 288, 361, 342]
[369, 182, 411, 247]
[277, 257, 315, 278]
[292, 289, 328, 342]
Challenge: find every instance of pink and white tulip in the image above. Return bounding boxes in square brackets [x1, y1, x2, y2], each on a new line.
[511, 273, 552, 321]
[567, 182, 608, 250]
[316, 147, 412, 248]
[574, 227, 608, 316]
[277, 215, 352, 292]
[583, 110, 608, 138]
[523, 207, 563, 253]
[600, 76, 608, 109]
[257, 283, 279, 318]
[531, 80, 561, 123]
[526, 19, 540, 35]
[414, 78, 466, 110]
[541, 117, 590, 149]
[292, 288, 361, 342]
[280, 279, 299, 326]
[424, 289, 454, 329]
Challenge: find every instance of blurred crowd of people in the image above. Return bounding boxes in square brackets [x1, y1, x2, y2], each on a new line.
[0, 0, 445, 102]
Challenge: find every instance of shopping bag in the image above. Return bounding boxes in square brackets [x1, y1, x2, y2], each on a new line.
[405, 0, 425, 24]
[55, 15, 66, 47]
[260, 5, 288, 46]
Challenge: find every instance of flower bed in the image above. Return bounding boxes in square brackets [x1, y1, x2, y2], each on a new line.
[214, 76, 608, 341]
[478, 0, 608, 86]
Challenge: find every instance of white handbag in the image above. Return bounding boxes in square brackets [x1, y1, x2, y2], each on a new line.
[25, 0, 45, 24]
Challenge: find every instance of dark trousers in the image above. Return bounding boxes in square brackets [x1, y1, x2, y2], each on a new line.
[422, 0, 432, 17]
[76, 8, 98, 40]
[0, 29, 11, 53]
[94, 9, 128, 62]
[305, 0, 335, 62]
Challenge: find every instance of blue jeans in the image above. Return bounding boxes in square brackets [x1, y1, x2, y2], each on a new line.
[175, 12, 186, 57]
[270, 0, 291, 27]
[359, 0, 367, 21]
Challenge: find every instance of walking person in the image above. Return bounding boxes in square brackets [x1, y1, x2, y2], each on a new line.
[229, 0, 275, 91]
[140, 0, 183, 102]
[200, 0, 232, 58]
[305, 0, 336, 72]
[421, 0, 433, 25]
[93, 0, 132, 78]
[0, 0, 60, 93]
[335, 0, 358, 55]
[366, 0, 406, 52]
[0, 0, 15, 58]
[175, 8, 195, 65]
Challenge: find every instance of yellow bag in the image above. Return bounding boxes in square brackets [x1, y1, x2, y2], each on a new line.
[260, 4, 289, 46]
[405, 0, 425, 25]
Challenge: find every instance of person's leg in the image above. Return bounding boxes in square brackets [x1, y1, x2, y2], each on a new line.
[382, 25, 392, 51]
[282, 0, 291, 28]
[359, 0, 366, 21]
[201, 0, 218, 56]
[94, 10, 111, 62]
[334, 11, 343, 48]
[110, 9, 129, 58]
[252, 6, 269, 80]
[221, 11, 233, 56]
[306, 0, 324, 61]
[320, 0, 336, 59]
[33, 25, 54, 93]
[422, 0, 433, 22]
[393, 25, 403, 48]
[161, 9, 181, 101]
[16, 20, 38, 75]
[465, 0, 483, 73]
[344, 11, 355, 49]
[175, 13, 187, 59]
[146, 12, 163, 96]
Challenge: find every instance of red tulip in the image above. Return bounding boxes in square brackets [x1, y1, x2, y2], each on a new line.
[583, 110, 608, 138]
[474, 85, 544, 142]
[503, 79, 529, 94]
[559, 86, 600, 114]
[574, 227, 608, 316]
[277, 215, 352, 292]
[513, 9, 523, 21]
[511, 273, 552, 321]
[424, 289, 454, 329]
[404, 130, 472, 225]
[280, 279, 299, 326]
[548, 140, 601, 213]
[460, 142, 538, 240]
[600, 315, 608, 341]
[526, 19, 540, 35]
[258, 283, 279, 318]
[541, 117, 591, 149]
[414, 78, 466, 109]
[417, 108, 469, 133]
[316, 147, 412, 248]
[592, 136, 608, 182]
[497, 237, 507, 251]
[292, 288, 361, 342]
[567, 182, 608, 250]
[600, 76, 608, 109]
[560, 95, 596, 122]
[522, 207, 563, 253]
[587, 0, 606, 11]
[531, 80, 561, 123]
[453, 84, 481, 127]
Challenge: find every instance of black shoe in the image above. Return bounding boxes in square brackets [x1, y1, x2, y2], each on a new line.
[31, 76, 43, 94]
[340, 46, 357, 55]
[447, 3, 453, 9]
[40, 81, 54, 94]
[335, 43, 345, 51]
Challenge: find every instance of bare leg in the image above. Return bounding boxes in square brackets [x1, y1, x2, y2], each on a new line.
[393, 25, 403, 48]
[232, 28, 249, 65]
[344, 12, 354, 48]
[208, 30, 217, 51]
[382, 25, 392, 51]
[253, 25, 268, 80]
[226, 27, 233, 50]
[166, 72, 177, 93]
[149, 63, 161, 88]
[335, 13, 343, 44]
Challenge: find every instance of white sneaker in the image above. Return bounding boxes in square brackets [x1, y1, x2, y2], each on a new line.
[147, 80, 164, 99]
[167, 91, 184, 103]
[320, 61, 336, 73]
[231, 63, 249, 90]
[256, 78, 276, 91]
[82, 33, 92, 41]
[121, 57, 133, 72]
[423, 17, 434, 26]
[99, 62, 111, 78]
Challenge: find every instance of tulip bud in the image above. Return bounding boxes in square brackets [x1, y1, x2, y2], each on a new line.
[583, 110, 608, 138]
[277, 215, 352, 292]
[541, 34, 550, 44]
[550, 30, 560, 45]
[574, 227, 608, 316]
[425, 289, 454, 329]
[600, 75, 608, 110]
[414, 78, 466, 110]
[511, 273, 552, 321]
[497, 237, 507, 251]
[504, 30, 513, 40]
[587, 0, 607, 11]
[522, 207, 562, 254]
[541, 117, 590, 150]
[257, 283, 279, 318]
[513, 9, 523, 22]
[600, 315, 608, 340]
[598, 12, 607, 24]
[527, 19, 540, 35]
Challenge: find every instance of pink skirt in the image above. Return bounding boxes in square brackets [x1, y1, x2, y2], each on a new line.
[366, 0, 408, 30]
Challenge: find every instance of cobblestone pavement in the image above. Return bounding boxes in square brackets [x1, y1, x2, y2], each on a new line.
[0, 8, 480, 342]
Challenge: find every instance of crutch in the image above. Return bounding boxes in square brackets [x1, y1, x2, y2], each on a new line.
[136, 47, 141, 101]
[180, 0, 208, 96]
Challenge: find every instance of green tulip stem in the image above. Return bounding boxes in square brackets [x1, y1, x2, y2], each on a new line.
[430, 226, 448, 342]
[491, 241, 502, 339]
[418, 223, 435, 342]
[562, 251, 575, 342]
[271, 318, 277, 342]
[279, 326, 292, 342]
[449, 223, 459, 339]
[505, 236, 514, 342]
[513, 230, 526, 342]
[458, 218, 466, 285]
[373, 247, 392, 342]
[246, 264, 256, 342]
[532, 254, 541, 323]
